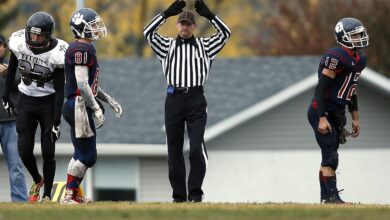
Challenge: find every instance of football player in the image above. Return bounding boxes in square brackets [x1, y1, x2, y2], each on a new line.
[2, 12, 68, 202]
[61, 8, 122, 204]
[307, 17, 369, 204]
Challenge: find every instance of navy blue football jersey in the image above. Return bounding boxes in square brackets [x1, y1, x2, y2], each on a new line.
[314, 47, 367, 112]
[65, 41, 100, 98]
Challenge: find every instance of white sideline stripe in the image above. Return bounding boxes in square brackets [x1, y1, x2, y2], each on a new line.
[361, 68, 390, 94]
[204, 73, 318, 142]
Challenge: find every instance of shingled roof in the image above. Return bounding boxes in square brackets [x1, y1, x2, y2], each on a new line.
[57, 56, 320, 144]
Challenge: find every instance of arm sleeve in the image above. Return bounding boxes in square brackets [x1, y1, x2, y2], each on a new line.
[3, 52, 18, 98]
[143, 13, 172, 60]
[75, 65, 100, 111]
[201, 16, 231, 60]
[315, 74, 334, 117]
[347, 94, 358, 112]
[52, 68, 65, 126]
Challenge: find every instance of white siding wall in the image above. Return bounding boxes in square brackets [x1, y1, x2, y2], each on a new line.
[138, 157, 171, 202]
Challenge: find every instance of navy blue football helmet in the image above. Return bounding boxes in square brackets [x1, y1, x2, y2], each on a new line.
[70, 8, 107, 40]
[335, 17, 369, 49]
[25, 12, 55, 48]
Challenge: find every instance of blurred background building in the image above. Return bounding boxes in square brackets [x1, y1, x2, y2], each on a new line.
[0, 0, 389, 203]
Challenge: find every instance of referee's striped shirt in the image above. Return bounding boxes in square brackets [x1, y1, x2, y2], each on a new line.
[143, 13, 231, 88]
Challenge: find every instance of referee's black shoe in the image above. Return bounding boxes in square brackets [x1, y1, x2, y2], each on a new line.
[188, 195, 204, 203]
[173, 198, 187, 203]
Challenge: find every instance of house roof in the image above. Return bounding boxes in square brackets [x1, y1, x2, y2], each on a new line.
[57, 56, 321, 145]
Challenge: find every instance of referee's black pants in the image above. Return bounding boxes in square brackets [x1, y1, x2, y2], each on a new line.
[165, 87, 208, 201]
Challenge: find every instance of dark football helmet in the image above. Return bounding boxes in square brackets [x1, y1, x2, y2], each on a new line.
[70, 8, 107, 40]
[25, 12, 55, 48]
[335, 17, 369, 49]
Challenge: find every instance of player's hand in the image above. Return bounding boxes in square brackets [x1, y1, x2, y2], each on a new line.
[93, 108, 105, 129]
[51, 125, 61, 143]
[195, 0, 215, 20]
[318, 117, 332, 134]
[2, 97, 16, 116]
[0, 64, 8, 76]
[163, 0, 186, 18]
[108, 98, 123, 118]
[351, 120, 360, 137]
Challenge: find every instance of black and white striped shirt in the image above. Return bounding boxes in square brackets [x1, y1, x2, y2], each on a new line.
[144, 13, 231, 87]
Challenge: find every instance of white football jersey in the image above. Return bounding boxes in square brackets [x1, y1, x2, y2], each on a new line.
[9, 29, 68, 97]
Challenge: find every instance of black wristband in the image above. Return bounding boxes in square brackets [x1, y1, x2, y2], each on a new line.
[347, 94, 358, 112]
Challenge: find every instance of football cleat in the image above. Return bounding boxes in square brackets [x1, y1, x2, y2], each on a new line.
[60, 197, 80, 205]
[321, 189, 346, 204]
[60, 189, 92, 205]
[76, 195, 92, 203]
[40, 196, 52, 203]
[28, 178, 44, 203]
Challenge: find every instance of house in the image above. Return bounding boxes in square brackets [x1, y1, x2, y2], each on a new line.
[1, 56, 389, 203]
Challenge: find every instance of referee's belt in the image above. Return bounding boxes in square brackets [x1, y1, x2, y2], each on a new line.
[167, 86, 203, 95]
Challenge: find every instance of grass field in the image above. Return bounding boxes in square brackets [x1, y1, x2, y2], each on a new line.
[1, 202, 390, 220]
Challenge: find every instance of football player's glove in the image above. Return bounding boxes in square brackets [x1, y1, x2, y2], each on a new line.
[96, 98, 105, 114]
[339, 127, 351, 144]
[93, 108, 105, 129]
[51, 125, 61, 143]
[2, 97, 16, 116]
[107, 98, 122, 118]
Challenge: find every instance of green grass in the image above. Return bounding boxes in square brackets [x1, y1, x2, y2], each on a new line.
[1, 202, 390, 220]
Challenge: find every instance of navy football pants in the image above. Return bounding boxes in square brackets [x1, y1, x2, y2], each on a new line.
[307, 106, 340, 169]
[63, 98, 97, 168]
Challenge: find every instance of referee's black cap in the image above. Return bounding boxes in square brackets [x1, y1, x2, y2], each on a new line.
[178, 10, 195, 24]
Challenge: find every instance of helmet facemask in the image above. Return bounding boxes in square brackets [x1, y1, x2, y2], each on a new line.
[342, 27, 369, 49]
[83, 16, 107, 40]
[25, 28, 52, 48]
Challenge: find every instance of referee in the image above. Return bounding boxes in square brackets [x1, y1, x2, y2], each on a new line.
[144, 0, 231, 203]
